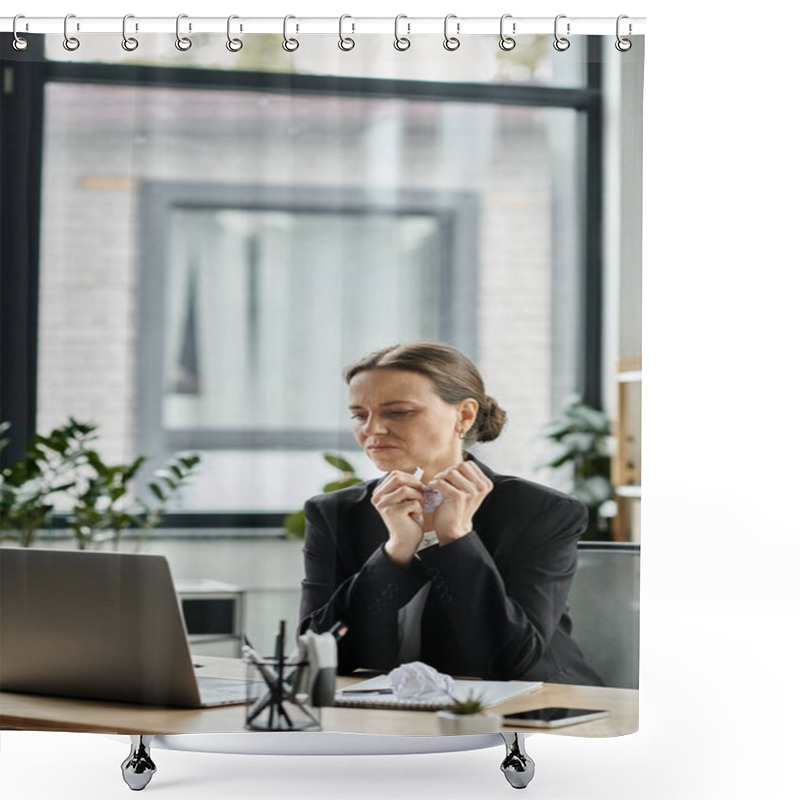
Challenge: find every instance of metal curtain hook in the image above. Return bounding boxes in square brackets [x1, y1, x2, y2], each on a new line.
[394, 14, 411, 51]
[63, 13, 80, 51]
[615, 14, 632, 51]
[226, 15, 243, 52]
[122, 14, 139, 51]
[443, 14, 460, 51]
[499, 14, 516, 51]
[338, 14, 355, 51]
[282, 15, 299, 51]
[12, 14, 29, 51]
[176, 14, 192, 51]
[553, 14, 570, 51]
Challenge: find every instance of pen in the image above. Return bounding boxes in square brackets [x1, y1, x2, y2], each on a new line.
[271, 620, 286, 728]
[340, 688, 394, 695]
[243, 634, 293, 728]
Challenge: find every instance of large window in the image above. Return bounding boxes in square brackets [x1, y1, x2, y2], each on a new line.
[3, 34, 604, 520]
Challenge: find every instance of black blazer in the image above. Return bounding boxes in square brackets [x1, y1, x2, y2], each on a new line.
[298, 455, 603, 686]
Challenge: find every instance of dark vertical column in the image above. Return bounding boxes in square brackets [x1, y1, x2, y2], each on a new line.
[583, 36, 604, 410]
[0, 34, 46, 467]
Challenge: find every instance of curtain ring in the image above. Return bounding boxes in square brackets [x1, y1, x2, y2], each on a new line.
[122, 14, 139, 52]
[553, 14, 570, 51]
[226, 15, 243, 52]
[12, 15, 29, 51]
[615, 15, 632, 51]
[499, 14, 516, 51]
[176, 14, 192, 51]
[338, 14, 355, 51]
[282, 15, 299, 51]
[394, 14, 411, 51]
[443, 14, 460, 51]
[63, 13, 80, 51]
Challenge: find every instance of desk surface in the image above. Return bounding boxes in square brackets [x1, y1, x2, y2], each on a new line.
[0, 655, 638, 739]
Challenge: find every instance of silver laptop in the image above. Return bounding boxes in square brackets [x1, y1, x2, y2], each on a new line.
[0, 547, 251, 708]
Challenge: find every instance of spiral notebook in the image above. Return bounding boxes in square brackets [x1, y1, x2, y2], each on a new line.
[334, 675, 543, 711]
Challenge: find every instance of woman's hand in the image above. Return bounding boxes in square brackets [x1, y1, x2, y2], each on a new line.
[429, 461, 493, 544]
[371, 470, 425, 566]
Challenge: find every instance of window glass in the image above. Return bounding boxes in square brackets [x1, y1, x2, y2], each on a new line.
[36, 57, 584, 512]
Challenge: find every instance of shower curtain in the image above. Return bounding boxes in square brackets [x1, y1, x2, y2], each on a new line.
[0, 16, 644, 739]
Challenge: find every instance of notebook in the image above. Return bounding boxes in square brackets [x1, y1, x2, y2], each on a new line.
[0, 547, 253, 708]
[335, 674, 542, 711]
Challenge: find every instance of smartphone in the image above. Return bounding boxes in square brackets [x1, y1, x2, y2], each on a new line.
[503, 707, 609, 728]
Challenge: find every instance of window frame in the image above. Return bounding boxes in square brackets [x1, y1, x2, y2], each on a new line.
[138, 180, 480, 468]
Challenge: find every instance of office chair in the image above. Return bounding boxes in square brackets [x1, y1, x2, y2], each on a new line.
[568, 542, 640, 690]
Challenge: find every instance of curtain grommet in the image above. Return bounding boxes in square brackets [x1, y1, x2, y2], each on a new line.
[63, 13, 80, 52]
[122, 14, 139, 52]
[394, 14, 411, 51]
[175, 14, 193, 51]
[226, 15, 243, 52]
[338, 14, 355, 51]
[443, 14, 460, 51]
[282, 15, 299, 52]
[615, 15, 632, 51]
[499, 14, 516, 51]
[553, 15, 570, 52]
[12, 15, 29, 51]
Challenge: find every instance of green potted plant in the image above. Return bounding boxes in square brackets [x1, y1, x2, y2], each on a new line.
[436, 691, 501, 735]
[0, 417, 201, 550]
[283, 453, 364, 539]
[536, 394, 615, 540]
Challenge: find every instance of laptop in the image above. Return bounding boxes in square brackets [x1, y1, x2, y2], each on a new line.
[0, 548, 252, 708]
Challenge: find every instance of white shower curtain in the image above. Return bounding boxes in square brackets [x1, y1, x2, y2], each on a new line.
[1, 12, 643, 737]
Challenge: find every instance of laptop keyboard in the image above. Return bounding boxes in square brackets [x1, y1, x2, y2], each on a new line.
[197, 676, 253, 705]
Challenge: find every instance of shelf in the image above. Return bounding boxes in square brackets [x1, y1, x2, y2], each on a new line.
[612, 356, 642, 542]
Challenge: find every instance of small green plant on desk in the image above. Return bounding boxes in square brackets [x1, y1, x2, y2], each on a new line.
[0, 417, 201, 550]
[442, 692, 488, 715]
[436, 692, 501, 734]
[283, 453, 364, 540]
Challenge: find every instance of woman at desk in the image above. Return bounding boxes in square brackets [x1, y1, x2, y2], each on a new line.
[298, 342, 602, 686]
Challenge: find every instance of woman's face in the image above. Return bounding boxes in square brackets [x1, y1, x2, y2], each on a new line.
[348, 369, 476, 479]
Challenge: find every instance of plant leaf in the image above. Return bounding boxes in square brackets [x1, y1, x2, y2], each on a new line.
[323, 453, 355, 473]
[536, 442, 575, 469]
[283, 510, 306, 540]
[323, 477, 363, 493]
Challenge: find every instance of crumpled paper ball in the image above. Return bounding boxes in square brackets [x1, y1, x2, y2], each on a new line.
[388, 661, 454, 698]
[413, 467, 443, 513]
[422, 486, 443, 513]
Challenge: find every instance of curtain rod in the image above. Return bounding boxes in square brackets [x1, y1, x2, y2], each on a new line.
[1, 16, 646, 37]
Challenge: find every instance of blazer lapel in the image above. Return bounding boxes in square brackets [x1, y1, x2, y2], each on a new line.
[465, 453, 497, 531]
[349, 479, 390, 565]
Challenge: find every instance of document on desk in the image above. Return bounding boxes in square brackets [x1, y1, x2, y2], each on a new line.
[334, 676, 542, 710]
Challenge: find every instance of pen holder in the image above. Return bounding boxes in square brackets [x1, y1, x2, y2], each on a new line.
[243, 630, 337, 732]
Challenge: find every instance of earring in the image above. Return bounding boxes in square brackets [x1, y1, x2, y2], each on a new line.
[457, 429, 466, 440]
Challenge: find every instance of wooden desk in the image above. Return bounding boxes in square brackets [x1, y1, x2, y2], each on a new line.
[0, 655, 637, 739]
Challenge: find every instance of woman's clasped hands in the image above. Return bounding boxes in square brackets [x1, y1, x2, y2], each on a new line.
[372, 461, 493, 566]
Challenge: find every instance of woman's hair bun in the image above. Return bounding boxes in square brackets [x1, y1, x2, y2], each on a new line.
[474, 395, 507, 443]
